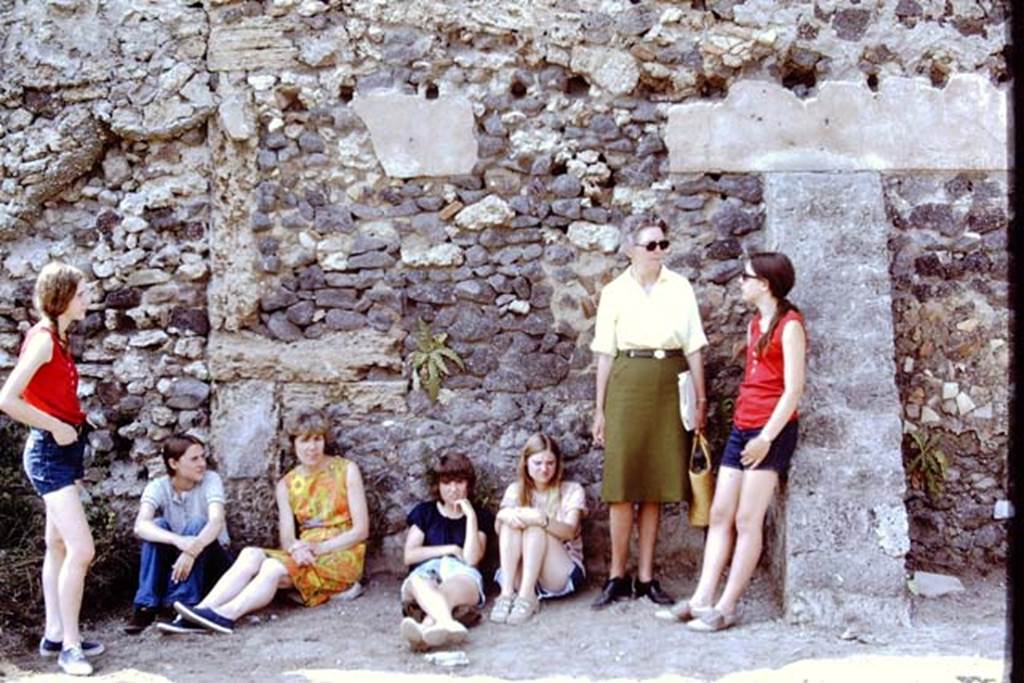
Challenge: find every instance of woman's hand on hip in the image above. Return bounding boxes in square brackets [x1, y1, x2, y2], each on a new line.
[740, 435, 771, 468]
[52, 422, 77, 446]
[591, 412, 605, 447]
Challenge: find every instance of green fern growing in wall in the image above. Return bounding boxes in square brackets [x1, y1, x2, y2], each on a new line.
[907, 429, 949, 500]
[410, 320, 465, 402]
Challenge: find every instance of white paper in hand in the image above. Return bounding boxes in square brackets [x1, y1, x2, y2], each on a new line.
[678, 370, 697, 431]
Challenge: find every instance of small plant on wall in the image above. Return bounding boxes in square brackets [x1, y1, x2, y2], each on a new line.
[906, 428, 949, 500]
[410, 319, 465, 402]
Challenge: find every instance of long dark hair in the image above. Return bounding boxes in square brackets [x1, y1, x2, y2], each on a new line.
[748, 252, 800, 357]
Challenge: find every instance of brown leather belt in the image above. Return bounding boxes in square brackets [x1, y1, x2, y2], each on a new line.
[618, 349, 684, 359]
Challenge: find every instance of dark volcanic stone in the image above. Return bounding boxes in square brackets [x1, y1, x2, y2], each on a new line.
[714, 175, 763, 203]
[105, 288, 141, 309]
[315, 288, 358, 308]
[286, 300, 316, 326]
[347, 251, 397, 270]
[292, 266, 323, 292]
[169, 307, 210, 335]
[636, 133, 665, 156]
[267, 311, 304, 341]
[551, 199, 581, 219]
[324, 309, 366, 331]
[551, 174, 582, 198]
[261, 287, 299, 312]
[833, 8, 871, 41]
[298, 131, 326, 153]
[706, 238, 743, 261]
[712, 205, 761, 236]
[407, 283, 456, 305]
[909, 203, 957, 236]
[167, 378, 211, 409]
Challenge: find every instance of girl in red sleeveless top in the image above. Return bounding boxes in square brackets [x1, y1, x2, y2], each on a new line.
[658, 252, 806, 632]
[0, 262, 103, 675]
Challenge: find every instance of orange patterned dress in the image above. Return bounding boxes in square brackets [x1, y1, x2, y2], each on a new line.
[264, 457, 366, 607]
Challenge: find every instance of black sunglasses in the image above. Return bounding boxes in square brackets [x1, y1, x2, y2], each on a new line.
[638, 240, 670, 252]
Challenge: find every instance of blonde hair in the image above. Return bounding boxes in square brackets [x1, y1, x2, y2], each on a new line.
[516, 432, 563, 508]
[33, 262, 85, 348]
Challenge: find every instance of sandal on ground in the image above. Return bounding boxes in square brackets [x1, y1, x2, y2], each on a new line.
[400, 617, 427, 652]
[506, 595, 539, 626]
[489, 595, 514, 624]
[654, 599, 713, 622]
[686, 608, 738, 632]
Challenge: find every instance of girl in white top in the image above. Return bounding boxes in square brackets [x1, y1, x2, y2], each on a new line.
[491, 433, 587, 626]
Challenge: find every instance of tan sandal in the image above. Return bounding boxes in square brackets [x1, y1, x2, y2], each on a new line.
[686, 608, 738, 632]
[654, 599, 712, 622]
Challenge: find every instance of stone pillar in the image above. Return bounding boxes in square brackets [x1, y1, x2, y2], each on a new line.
[764, 172, 911, 628]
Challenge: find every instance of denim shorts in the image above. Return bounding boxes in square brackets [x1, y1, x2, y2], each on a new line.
[720, 420, 798, 475]
[401, 556, 485, 608]
[22, 428, 86, 496]
[494, 561, 585, 601]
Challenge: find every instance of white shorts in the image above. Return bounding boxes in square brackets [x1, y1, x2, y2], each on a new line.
[494, 561, 585, 601]
[401, 556, 485, 608]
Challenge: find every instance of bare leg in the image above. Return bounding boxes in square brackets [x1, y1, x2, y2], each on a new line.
[43, 486, 95, 649]
[714, 471, 778, 616]
[437, 576, 479, 622]
[516, 526, 549, 598]
[196, 547, 265, 610]
[608, 502, 633, 578]
[636, 502, 661, 582]
[408, 575, 456, 626]
[215, 558, 292, 621]
[42, 514, 66, 641]
[497, 525, 524, 598]
[534, 534, 576, 594]
[689, 468, 744, 607]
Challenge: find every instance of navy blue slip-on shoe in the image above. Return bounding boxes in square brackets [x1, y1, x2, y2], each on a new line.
[156, 615, 209, 635]
[173, 601, 235, 635]
[39, 637, 105, 658]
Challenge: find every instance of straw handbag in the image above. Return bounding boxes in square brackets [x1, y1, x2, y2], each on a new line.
[688, 433, 715, 527]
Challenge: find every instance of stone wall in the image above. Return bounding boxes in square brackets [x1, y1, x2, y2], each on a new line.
[886, 171, 1010, 572]
[0, 0, 1010, 589]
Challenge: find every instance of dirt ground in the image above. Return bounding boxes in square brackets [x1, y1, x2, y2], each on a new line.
[1, 572, 1007, 682]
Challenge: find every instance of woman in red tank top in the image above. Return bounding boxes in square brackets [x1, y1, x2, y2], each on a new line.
[0, 262, 103, 675]
[657, 252, 807, 632]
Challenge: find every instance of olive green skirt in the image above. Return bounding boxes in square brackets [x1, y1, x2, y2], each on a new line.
[601, 355, 691, 503]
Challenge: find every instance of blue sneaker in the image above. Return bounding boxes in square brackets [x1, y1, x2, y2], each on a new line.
[39, 637, 105, 658]
[173, 601, 235, 635]
[58, 645, 93, 676]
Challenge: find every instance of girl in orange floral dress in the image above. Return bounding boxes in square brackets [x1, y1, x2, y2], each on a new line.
[165, 408, 369, 634]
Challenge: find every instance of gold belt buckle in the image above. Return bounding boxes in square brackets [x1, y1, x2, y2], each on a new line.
[653, 349, 666, 360]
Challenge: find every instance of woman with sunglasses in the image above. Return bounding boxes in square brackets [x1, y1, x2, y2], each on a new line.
[590, 222, 708, 609]
[661, 252, 805, 631]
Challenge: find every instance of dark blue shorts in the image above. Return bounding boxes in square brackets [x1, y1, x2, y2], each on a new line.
[22, 428, 86, 496]
[720, 420, 798, 475]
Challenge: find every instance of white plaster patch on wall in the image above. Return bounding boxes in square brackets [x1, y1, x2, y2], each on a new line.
[873, 503, 912, 558]
[667, 75, 1008, 172]
[352, 92, 478, 178]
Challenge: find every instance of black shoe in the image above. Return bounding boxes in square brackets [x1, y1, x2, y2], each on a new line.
[591, 575, 633, 610]
[634, 578, 674, 605]
[124, 605, 158, 634]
